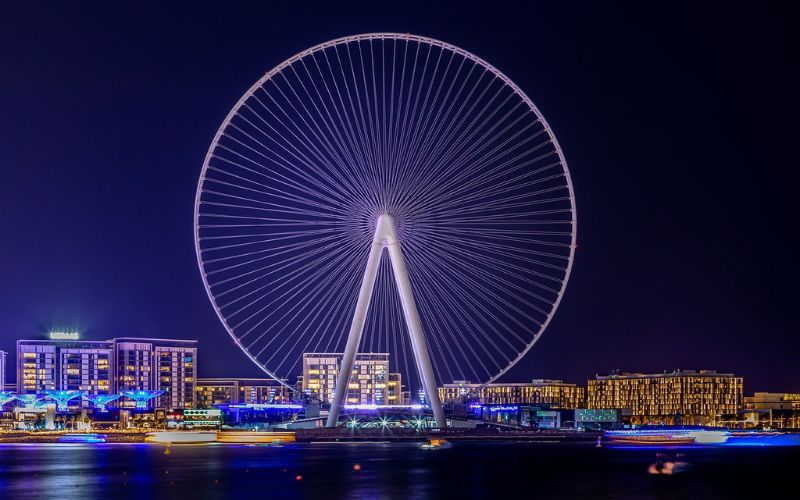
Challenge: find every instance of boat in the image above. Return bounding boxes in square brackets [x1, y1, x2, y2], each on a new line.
[146, 431, 218, 444]
[60, 433, 107, 443]
[420, 438, 452, 450]
[606, 428, 730, 445]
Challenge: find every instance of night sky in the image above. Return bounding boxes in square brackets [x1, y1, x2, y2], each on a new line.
[1, 2, 796, 392]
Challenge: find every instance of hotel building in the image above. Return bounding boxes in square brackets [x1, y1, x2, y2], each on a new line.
[196, 378, 293, 408]
[17, 340, 115, 404]
[154, 341, 197, 409]
[587, 370, 743, 425]
[301, 353, 405, 405]
[439, 379, 585, 409]
[15, 336, 197, 410]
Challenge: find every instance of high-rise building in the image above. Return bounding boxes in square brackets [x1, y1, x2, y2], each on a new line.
[17, 341, 57, 393]
[114, 338, 197, 410]
[17, 339, 115, 403]
[115, 339, 156, 394]
[154, 341, 197, 410]
[302, 353, 404, 405]
[587, 370, 743, 425]
[439, 379, 585, 409]
[14, 336, 197, 410]
[196, 378, 293, 408]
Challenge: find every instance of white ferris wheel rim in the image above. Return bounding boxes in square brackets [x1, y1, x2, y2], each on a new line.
[194, 32, 577, 393]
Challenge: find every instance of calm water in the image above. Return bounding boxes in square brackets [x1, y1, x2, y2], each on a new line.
[0, 441, 796, 499]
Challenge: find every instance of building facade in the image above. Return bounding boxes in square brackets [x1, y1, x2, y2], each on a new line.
[743, 393, 800, 429]
[17, 340, 115, 403]
[154, 342, 197, 409]
[15, 337, 197, 410]
[301, 353, 405, 405]
[439, 379, 585, 409]
[196, 378, 293, 408]
[587, 370, 743, 425]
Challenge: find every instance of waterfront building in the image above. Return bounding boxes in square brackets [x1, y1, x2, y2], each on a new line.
[301, 353, 404, 405]
[743, 392, 800, 429]
[112, 338, 197, 410]
[153, 341, 197, 410]
[744, 392, 800, 411]
[14, 335, 197, 410]
[439, 380, 585, 409]
[587, 370, 743, 425]
[17, 339, 115, 405]
[196, 378, 293, 408]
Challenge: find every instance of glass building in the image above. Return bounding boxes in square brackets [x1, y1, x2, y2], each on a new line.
[301, 353, 405, 405]
[587, 369, 743, 425]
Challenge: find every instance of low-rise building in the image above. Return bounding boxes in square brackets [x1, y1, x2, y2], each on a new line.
[587, 369, 743, 425]
[439, 379, 585, 409]
[196, 378, 293, 408]
[743, 392, 800, 429]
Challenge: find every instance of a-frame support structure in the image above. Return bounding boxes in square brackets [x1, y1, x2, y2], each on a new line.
[326, 214, 446, 428]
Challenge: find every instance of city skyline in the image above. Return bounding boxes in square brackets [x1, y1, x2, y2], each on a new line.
[2, 3, 797, 395]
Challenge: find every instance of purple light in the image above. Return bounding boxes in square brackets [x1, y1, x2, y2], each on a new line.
[488, 406, 519, 412]
[44, 390, 83, 411]
[15, 394, 46, 408]
[343, 404, 427, 411]
[121, 390, 164, 410]
[83, 393, 122, 412]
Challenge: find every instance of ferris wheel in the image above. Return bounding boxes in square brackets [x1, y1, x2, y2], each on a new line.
[194, 33, 576, 427]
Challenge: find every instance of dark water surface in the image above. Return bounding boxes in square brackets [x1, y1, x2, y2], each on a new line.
[0, 441, 796, 499]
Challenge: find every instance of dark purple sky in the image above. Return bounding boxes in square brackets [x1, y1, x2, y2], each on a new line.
[1, 2, 796, 392]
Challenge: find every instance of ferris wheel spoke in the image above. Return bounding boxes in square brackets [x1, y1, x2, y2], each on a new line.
[406, 253, 505, 374]
[421, 231, 571, 276]
[208, 233, 363, 292]
[232, 105, 352, 196]
[391, 44, 443, 191]
[410, 133, 555, 213]
[262, 261, 362, 373]
[411, 266, 485, 382]
[389, 40, 430, 196]
[408, 239, 545, 340]
[340, 42, 383, 191]
[286, 61, 379, 205]
[237, 101, 362, 207]
[400, 79, 513, 197]
[288, 275, 362, 376]
[237, 242, 365, 343]
[200, 230, 348, 266]
[315, 50, 382, 206]
[207, 152, 347, 214]
[252, 249, 364, 363]
[417, 238, 562, 314]
[221, 117, 354, 205]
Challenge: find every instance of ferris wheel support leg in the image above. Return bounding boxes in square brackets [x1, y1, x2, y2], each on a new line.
[385, 240, 447, 428]
[326, 238, 383, 428]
